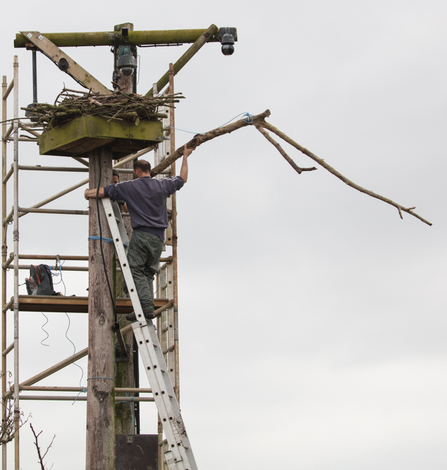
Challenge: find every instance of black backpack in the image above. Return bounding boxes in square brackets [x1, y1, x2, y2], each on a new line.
[25, 264, 57, 296]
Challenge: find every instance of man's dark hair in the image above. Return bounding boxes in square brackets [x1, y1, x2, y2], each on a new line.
[133, 159, 151, 173]
[112, 170, 119, 179]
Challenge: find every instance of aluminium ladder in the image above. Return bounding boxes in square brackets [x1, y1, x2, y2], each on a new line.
[101, 197, 197, 470]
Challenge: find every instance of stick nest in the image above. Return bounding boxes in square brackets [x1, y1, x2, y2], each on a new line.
[22, 88, 184, 130]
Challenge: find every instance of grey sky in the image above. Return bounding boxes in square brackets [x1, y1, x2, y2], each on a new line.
[1, 0, 446, 469]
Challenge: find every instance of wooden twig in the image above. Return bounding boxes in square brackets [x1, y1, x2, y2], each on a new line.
[254, 124, 317, 174]
[30, 423, 55, 470]
[0, 372, 29, 446]
[259, 120, 432, 226]
[24, 88, 185, 130]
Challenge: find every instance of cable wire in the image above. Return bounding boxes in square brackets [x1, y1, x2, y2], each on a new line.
[64, 312, 85, 388]
[39, 312, 50, 347]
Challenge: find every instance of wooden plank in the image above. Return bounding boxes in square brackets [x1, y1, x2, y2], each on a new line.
[14, 295, 169, 313]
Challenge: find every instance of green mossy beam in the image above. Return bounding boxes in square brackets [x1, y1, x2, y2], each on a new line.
[14, 27, 226, 48]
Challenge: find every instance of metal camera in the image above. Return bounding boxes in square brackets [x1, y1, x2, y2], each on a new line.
[116, 45, 137, 76]
[218, 27, 237, 56]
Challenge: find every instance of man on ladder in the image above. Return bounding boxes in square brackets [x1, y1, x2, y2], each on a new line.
[84, 145, 194, 320]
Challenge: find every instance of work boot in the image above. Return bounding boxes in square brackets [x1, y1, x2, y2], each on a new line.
[125, 311, 137, 321]
[126, 311, 155, 321]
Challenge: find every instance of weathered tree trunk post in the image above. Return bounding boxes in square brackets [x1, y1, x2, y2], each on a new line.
[86, 147, 115, 470]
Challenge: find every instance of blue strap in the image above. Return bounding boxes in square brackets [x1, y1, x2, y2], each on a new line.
[241, 113, 254, 124]
[72, 386, 87, 406]
[88, 236, 114, 243]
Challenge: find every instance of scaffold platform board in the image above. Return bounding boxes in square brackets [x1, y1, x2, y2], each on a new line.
[10, 295, 169, 313]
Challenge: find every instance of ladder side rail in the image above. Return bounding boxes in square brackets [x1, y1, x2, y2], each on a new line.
[132, 326, 189, 470]
[133, 323, 197, 470]
[159, 262, 169, 379]
[111, 200, 129, 250]
[155, 106, 171, 450]
[166, 262, 176, 388]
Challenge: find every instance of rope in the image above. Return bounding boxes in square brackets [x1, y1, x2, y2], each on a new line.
[168, 126, 202, 135]
[168, 111, 255, 136]
[39, 312, 50, 347]
[88, 236, 114, 243]
[50, 260, 66, 295]
[241, 112, 254, 124]
[72, 387, 87, 405]
[65, 311, 85, 388]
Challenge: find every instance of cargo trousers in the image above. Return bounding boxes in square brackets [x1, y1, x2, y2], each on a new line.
[127, 229, 164, 316]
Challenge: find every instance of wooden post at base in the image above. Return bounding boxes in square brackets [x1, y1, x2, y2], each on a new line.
[86, 147, 115, 470]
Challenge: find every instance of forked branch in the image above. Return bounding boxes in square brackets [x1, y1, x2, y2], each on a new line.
[260, 120, 431, 226]
[255, 124, 317, 174]
[150, 109, 431, 226]
[30, 423, 56, 470]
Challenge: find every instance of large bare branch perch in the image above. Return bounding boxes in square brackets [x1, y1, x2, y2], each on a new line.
[150, 109, 431, 226]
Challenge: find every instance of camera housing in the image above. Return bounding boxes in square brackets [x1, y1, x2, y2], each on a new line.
[218, 27, 237, 56]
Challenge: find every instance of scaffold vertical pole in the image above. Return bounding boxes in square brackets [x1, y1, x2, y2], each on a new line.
[12, 55, 19, 470]
[1, 68, 8, 470]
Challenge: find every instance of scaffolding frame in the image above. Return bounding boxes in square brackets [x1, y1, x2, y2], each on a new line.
[1, 56, 181, 470]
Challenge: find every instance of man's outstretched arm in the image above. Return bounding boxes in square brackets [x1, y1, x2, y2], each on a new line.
[180, 145, 194, 183]
[84, 187, 105, 199]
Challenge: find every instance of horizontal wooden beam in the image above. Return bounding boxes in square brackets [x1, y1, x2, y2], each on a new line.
[19, 395, 154, 402]
[14, 27, 231, 48]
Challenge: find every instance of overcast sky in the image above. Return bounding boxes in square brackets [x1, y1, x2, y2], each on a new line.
[1, 0, 446, 469]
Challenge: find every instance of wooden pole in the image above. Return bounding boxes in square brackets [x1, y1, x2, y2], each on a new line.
[168, 63, 181, 401]
[12, 55, 20, 470]
[86, 146, 115, 470]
